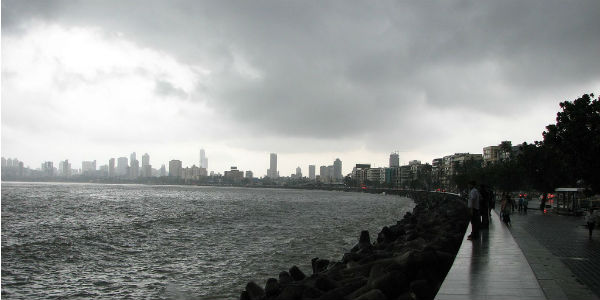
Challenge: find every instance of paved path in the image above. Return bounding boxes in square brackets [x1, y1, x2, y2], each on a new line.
[436, 210, 545, 300]
[509, 201, 600, 300]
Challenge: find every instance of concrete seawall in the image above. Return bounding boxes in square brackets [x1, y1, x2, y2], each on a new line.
[240, 191, 469, 300]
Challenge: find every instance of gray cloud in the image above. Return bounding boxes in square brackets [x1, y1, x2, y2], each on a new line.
[2, 0, 600, 164]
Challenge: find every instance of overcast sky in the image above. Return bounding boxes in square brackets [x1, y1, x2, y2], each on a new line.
[2, 0, 599, 176]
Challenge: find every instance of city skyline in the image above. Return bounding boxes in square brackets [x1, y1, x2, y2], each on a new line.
[2, 1, 599, 178]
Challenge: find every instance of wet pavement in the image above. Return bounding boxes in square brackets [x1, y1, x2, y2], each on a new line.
[436, 210, 545, 300]
[509, 200, 600, 300]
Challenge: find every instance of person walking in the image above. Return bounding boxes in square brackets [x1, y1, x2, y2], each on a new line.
[500, 192, 511, 226]
[467, 181, 481, 240]
[586, 209, 597, 239]
[523, 196, 529, 214]
[518, 195, 524, 213]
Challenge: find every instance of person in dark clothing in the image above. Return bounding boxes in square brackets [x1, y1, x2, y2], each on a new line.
[467, 181, 481, 240]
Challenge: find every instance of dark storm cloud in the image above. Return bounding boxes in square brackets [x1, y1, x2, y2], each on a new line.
[3, 0, 599, 144]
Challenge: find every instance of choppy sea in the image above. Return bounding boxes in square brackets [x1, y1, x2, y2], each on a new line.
[1, 182, 413, 299]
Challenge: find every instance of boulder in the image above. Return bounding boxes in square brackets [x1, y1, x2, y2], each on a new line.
[289, 266, 306, 281]
[245, 281, 265, 300]
[279, 271, 293, 285]
[265, 278, 280, 297]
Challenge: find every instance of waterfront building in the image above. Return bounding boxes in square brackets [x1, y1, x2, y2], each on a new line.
[295, 166, 302, 178]
[389, 152, 400, 168]
[483, 146, 500, 166]
[200, 149, 208, 170]
[352, 164, 371, 185]
[81, 160, 96, 176]
[142, 165, 152, 177]
[245, 170, 253, 179]
[60, 160, 71, 177]
[142, 153, 150, 167]
[267, 153, 278, 178]
[117, 157, 128, 177]
[333, 158, 343, 181]
[308, 165, 316, 180]
[108, 158, 115, 177]
[42, 161, 54, 177]
[159, 164, 167, 177]
[367, 168, 385, 184]
[169, 160, 182, 177]
[224, 166, 244, 183]
[130, 160, 140, 178]
[319, 165, 327, 182]
[130, 152, 136, 165]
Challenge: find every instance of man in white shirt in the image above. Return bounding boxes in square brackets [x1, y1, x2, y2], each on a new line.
[468, 181, 481, 240]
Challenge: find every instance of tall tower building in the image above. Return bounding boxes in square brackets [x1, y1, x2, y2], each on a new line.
[333, 158, 343, 181]
[117, 157, 128, 176]
[142, 153, 150, 166]
[200, 149, 208, 170]
[309, 165, 316, 180]
[108, 158, 115, 177]
[267, 153, 278, 178]
[295, 166, 302, 178]
[389, 152, 400, 168]
[130, 152, 136, 164]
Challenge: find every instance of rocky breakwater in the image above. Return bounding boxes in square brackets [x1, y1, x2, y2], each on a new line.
[239, 192, 469, 300]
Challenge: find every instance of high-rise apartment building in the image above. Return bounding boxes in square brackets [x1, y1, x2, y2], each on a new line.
[309, 165, 316, 180]
[169, 160, 182, 177]
[295, 167, 302, 178]
[333, 158, 343, 181]
[389, 152, 400, 168]
[200, 149, 208, 170]
[117, 157, 128, 176]
[42, 161, 54, 177]
[108, 158, 115, 177]
[267, 153, 278, 178]
[142, 153, 150, 166]
[159, 164, 167, 177]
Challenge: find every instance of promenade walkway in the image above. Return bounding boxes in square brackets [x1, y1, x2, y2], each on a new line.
[509, 200, 600, 300]
[435, 210, 546, 300]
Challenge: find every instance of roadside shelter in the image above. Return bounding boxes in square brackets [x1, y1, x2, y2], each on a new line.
[554, 187, 585, 216]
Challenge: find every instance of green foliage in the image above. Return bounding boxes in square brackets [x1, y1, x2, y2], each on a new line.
[542, 93, 600, 192]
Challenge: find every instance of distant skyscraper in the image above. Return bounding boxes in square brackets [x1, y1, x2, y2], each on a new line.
[200, 149, 208, 170]
[319, 165, 327, 182]
[309, 165, 316, 180]
[117, 157, 128, 176]
[42, 161, 54, 177]
[159, 164, 167, 177]
[169, 160, 182, 177]
[130, 152, 136, 164]
[267, 153, 278, 178]
[142, 153, 150, 166]
[108, 158, 115, 177]
[390, 152, 400, 168]
[60, 160, 71, 177]
[130, 160, 140, 178]
[295, 166, 302, 178]
[333, 158, 343, 181]
[245, 170, 253, 179]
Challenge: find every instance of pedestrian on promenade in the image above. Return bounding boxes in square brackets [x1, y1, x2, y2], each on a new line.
[523, 196, 528, 214]
[467, 181, 481, 240]
[586, 209, 597, 239]
[518, 195, 524, 213]
[501, 192, 511, 226]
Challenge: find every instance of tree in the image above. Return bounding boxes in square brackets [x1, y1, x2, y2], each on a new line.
[542, 93, 600, 192]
